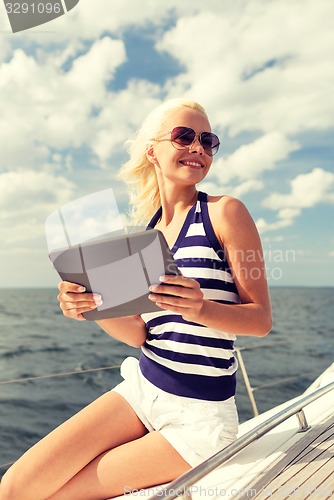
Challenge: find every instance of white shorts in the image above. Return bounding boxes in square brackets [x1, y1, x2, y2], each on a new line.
[112, 357, 239, 467]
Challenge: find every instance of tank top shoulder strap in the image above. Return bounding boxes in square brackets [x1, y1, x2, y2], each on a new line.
[147, 206, 162, 229]
[198, 191, 226, 257]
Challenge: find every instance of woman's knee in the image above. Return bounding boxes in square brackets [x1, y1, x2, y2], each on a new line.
[0, 469, 18, 500]
[0, 467, 37, 500]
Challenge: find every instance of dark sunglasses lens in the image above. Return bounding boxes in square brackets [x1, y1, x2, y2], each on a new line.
[171, 127, 195, 147]
[170, 127, 220, 155]
[200, 132, 220, 156]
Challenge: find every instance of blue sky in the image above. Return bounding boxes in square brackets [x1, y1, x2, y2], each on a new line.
[0, 0, 333, 288]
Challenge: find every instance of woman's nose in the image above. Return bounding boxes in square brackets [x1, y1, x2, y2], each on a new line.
[188, 137, 204, 155]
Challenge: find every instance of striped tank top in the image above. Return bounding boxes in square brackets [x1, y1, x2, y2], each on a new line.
[140, 191, 240, 402]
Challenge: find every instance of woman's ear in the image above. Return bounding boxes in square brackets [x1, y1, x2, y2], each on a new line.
[146, 142, 158, 164]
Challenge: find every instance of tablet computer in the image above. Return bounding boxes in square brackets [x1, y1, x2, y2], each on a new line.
[49, 229, 181, 320]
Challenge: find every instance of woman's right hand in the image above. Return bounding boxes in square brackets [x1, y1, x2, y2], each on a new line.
[57, 281, 102, 321]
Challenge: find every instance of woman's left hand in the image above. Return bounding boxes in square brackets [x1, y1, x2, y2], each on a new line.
[148, 275, 205, 323]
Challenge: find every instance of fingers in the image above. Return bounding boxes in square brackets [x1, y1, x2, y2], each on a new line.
[158, 275, 196, 288]
[149, 275, 200, 298]
[57, 281, 103, 321]
[58, 281, 86, 294]
[148, 276, 204, 322]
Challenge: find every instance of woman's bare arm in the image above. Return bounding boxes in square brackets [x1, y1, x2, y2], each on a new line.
[57, 281, 147, 347]
[96, 315, 147, 348]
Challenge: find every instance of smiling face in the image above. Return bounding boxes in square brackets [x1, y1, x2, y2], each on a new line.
[147, 107, 213, 188]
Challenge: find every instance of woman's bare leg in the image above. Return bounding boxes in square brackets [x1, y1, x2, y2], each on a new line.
[47, 432, 191, 500]
[0, 392, 149, 500]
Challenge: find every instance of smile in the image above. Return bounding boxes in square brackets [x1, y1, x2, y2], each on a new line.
[180, 161, 204, 168]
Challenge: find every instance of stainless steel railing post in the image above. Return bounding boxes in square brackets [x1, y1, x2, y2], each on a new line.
[296, 409, 311, 432]
[235, 347, 259, 416]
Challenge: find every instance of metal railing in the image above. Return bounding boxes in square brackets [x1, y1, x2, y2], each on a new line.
[234, 342, 324, 417]
[149, 380, 334, 500]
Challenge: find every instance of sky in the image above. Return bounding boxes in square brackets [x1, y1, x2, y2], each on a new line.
[0, 0, 333, 289]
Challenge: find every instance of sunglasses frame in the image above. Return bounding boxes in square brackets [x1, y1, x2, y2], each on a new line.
[154, 126, 220, 157]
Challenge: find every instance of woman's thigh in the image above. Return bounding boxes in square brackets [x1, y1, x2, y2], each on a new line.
[1, 391, 148, 500]
[48, 431, 191, 500]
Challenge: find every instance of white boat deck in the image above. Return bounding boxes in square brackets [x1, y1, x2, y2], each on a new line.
[238, 413, 334, 498]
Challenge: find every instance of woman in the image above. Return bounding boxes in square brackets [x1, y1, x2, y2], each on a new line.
[0, 99, 272, 499]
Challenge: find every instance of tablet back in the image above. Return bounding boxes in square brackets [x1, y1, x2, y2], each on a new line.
[49, 229, 180, 320]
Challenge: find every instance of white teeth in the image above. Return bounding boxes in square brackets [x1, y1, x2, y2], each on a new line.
[183, 161, 202, 167]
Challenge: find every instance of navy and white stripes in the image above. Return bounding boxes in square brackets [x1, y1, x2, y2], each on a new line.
[140, 191, 240, 401]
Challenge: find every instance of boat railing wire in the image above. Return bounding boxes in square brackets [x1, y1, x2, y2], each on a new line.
[0, 364, 121, 386]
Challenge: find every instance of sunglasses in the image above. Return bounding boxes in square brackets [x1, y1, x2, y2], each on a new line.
[155, 126, 220, 156]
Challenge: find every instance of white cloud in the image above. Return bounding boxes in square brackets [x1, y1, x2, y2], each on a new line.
[0, 170, 76, 244]
[157, 0, 334, 136]
[201, 132, 298, 200]
[20, 0, 233, 43]
[277, 208, 301, 220]
[48, 0, 171, 40]
[229, 180, 264, 198]
[258, 168, 334, 233]
[0, 37, 126, 169]
[0, 36, 10, 63]
[199, 179, 263, 199]
[90, 80, 162, 166]
[0, 1, 10, 32]
[209, 133, 299, 183]
[64, 37, 125, 94]
[255, 216, 294, 234]
[0, 170, 75, 210]
[263, 168, 334, 210]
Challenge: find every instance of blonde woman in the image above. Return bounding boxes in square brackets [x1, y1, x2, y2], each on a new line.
[0, 99, 272, 500]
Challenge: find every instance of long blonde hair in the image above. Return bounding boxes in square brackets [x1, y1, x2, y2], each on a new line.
[117, 98, 208, 224]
